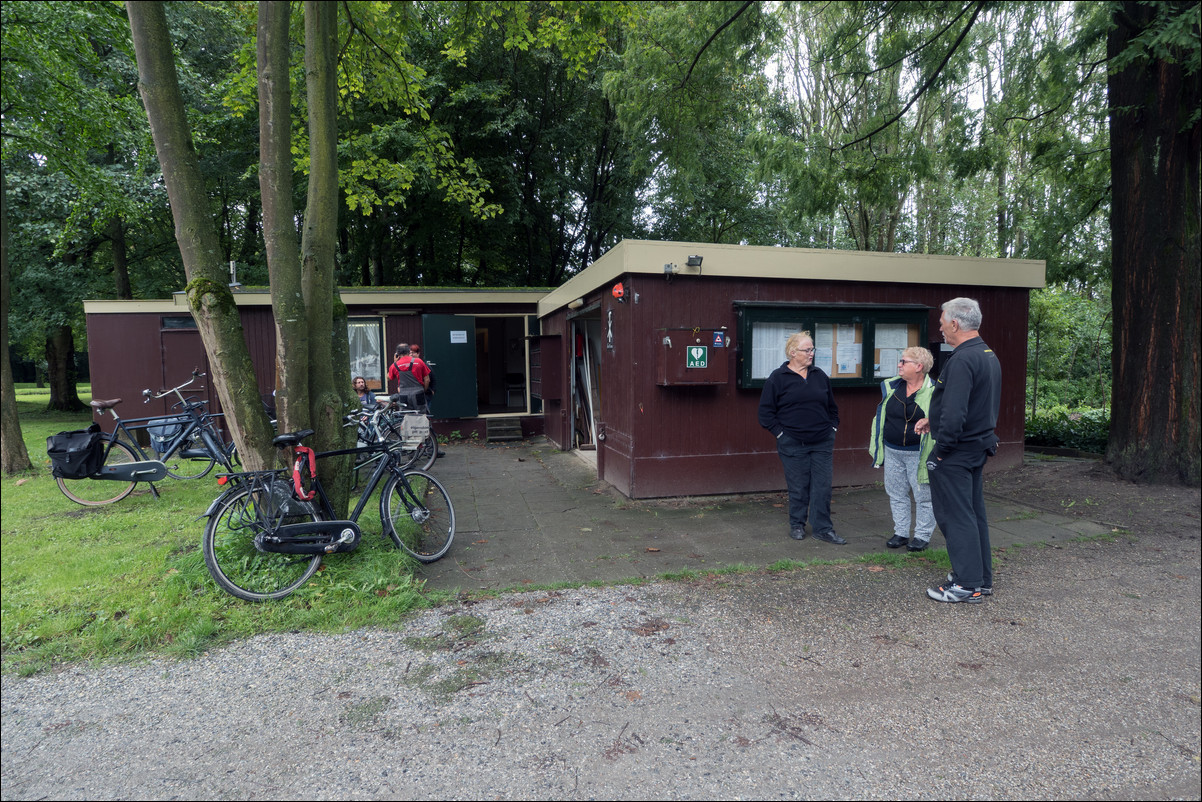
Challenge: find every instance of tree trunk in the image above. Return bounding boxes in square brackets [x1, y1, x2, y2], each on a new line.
[257, 1, 310, 439]
[1106, 1, 1201, 484]
[109, 216, 132, 300]
[126, 0, 276, 469]
[1, 166, 33, 474]
[44, 325, 87, 412]
[301, 0, 356, 515]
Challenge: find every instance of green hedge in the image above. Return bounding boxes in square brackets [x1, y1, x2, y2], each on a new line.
[1025, 405, 1110, 453]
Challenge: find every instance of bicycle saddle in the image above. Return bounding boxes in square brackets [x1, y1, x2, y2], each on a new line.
[90, 399, 122, 411]
[272, 429, 315, 448]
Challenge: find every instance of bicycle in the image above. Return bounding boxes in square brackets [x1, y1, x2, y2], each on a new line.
[202, 428, 455, 601]
[351, 395, 438, 475]
[56, 371, 237, 506]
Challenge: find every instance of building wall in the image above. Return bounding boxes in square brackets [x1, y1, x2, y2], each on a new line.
[566, 274, 1029, 498]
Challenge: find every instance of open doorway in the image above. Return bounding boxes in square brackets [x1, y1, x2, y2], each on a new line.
[571, 316, 602, 449]
[474, 316, 530, 415]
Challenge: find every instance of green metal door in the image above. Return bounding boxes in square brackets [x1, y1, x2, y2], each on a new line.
[421, 314, 478, 418]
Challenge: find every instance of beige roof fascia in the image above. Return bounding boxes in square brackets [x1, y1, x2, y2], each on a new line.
[538, 240, 1046, 318]
[85, 287, 550, 314]
[84, 299, 184, 314]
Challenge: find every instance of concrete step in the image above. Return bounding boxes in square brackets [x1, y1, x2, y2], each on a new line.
[486, 418, 523, 442]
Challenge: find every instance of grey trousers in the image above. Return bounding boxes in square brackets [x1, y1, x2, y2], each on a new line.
[883, 446, 935, 543]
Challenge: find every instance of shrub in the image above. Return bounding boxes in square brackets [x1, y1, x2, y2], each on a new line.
[1025, 405, 1110, 454]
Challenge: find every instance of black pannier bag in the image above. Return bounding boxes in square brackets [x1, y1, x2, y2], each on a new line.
[46, 423, 105, 479]
[148, 415, 189, 456]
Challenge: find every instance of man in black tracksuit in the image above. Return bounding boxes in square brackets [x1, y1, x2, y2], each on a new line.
[917, 297, 1002, 604]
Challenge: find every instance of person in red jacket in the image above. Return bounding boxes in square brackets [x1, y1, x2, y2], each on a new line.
[387, 343, 430, 395]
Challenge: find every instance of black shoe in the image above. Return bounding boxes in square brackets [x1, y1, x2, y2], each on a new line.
[436, 450, 447, 458]
[907, 538, 929, 552]
[886, 535, 909, 549]
[789, 527, 807, 541]
[812, 530, 847, 545]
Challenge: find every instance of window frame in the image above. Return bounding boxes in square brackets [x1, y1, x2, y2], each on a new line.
[347, 316, 385, 391]
[735, 302, 929, 389]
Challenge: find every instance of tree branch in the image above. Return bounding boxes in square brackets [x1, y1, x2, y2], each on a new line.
[677, 0, 757, 89]
[839, 0, 986, 151]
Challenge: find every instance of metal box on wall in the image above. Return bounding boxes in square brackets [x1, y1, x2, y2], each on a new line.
[655, 328, 731, 386]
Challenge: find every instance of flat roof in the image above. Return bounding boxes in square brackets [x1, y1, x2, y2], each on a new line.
[538, 240, 1046, 317]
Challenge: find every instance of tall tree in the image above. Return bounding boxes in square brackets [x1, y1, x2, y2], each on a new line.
[1106, 0, 1200, 483]
[0, 168, 30, 473]
[1, 0, 146, 469]
[127, 0, 277, 469]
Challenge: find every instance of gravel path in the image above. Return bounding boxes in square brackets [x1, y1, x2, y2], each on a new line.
[3, 528, 1199, 800]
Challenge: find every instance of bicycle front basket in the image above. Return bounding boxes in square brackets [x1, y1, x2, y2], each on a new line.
[400, 414, 431, 447]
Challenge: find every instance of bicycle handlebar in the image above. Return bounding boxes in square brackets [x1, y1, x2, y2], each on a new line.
[143, 371, 205, 404]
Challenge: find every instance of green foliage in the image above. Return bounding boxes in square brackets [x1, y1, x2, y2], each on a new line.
[1025, 405, 1111, 453]
[1027, 287, 1111, 412]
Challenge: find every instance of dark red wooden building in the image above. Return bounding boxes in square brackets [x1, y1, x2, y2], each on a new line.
[532, 240, 1044, 498]
[84, 240, 1043, 498]
[85, 288, 548, 438]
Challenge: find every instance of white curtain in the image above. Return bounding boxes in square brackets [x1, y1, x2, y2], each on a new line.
[751, 321, 805, 380]
[347, 320, 383, 387]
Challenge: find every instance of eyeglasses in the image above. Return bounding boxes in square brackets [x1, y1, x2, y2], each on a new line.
[794, 348, 815, 354]
[898, 359, 919, 366]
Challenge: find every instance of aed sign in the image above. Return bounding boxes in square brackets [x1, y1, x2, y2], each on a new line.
[687, 346, 708, 368]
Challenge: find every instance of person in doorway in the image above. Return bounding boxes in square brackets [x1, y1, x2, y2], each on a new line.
[391, 343, 444, 457]
[387, 343, 430, 395]
[915, 298, 1002, 603]
[409, 343, 435, 397]
[757, 331, 845, 545]
[868, 346, 937, 552]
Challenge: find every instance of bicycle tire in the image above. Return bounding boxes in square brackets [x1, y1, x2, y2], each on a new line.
[383, 417, 421, 471]
[380, 470, 455, 563]
[413, 433, 438, 471]
[202, 481, 323, 601]
[56, 440, 139, 506]
[164, 434, 216, 480]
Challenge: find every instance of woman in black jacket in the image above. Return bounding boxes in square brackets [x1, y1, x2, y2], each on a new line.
[757, 331, 844, 545]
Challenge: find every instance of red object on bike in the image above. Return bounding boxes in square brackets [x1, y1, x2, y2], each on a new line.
[291, 446, 318, 501]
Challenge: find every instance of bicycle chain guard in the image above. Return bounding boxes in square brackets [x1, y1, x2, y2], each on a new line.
[256, 521, 362, 555]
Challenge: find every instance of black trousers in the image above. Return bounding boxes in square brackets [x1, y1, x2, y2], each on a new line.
[928, 449, 992, 589]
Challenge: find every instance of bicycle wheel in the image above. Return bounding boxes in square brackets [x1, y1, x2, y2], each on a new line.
[164, 434, 216, 480]
[381, 470, 455, 563]
[203, 481, 323, 601]
[413, 433, 438, 471]
[56, 440, 139, 506]
[382, 417, 421, 470]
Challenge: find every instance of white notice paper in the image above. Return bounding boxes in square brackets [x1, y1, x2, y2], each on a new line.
[876, 323, 910, 350]
[450, 330, 468, 344]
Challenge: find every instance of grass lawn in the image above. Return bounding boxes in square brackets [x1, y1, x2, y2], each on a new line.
[2, 388, 440, 676]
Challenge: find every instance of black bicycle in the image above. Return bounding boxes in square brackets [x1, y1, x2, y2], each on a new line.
[55, 372, 237, 506]
[202, 428, 454, 601]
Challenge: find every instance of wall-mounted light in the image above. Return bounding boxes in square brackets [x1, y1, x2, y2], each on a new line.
[686, 254, 703, 268]
[567, 298, 584, 310]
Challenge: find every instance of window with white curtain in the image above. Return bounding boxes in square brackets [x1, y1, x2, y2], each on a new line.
[347, 318, 383, 390]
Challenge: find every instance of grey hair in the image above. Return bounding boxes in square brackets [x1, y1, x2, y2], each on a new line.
[903, 346, 935, 374]
[785, 331, 813, 358]
[942, 297, 982, 331]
